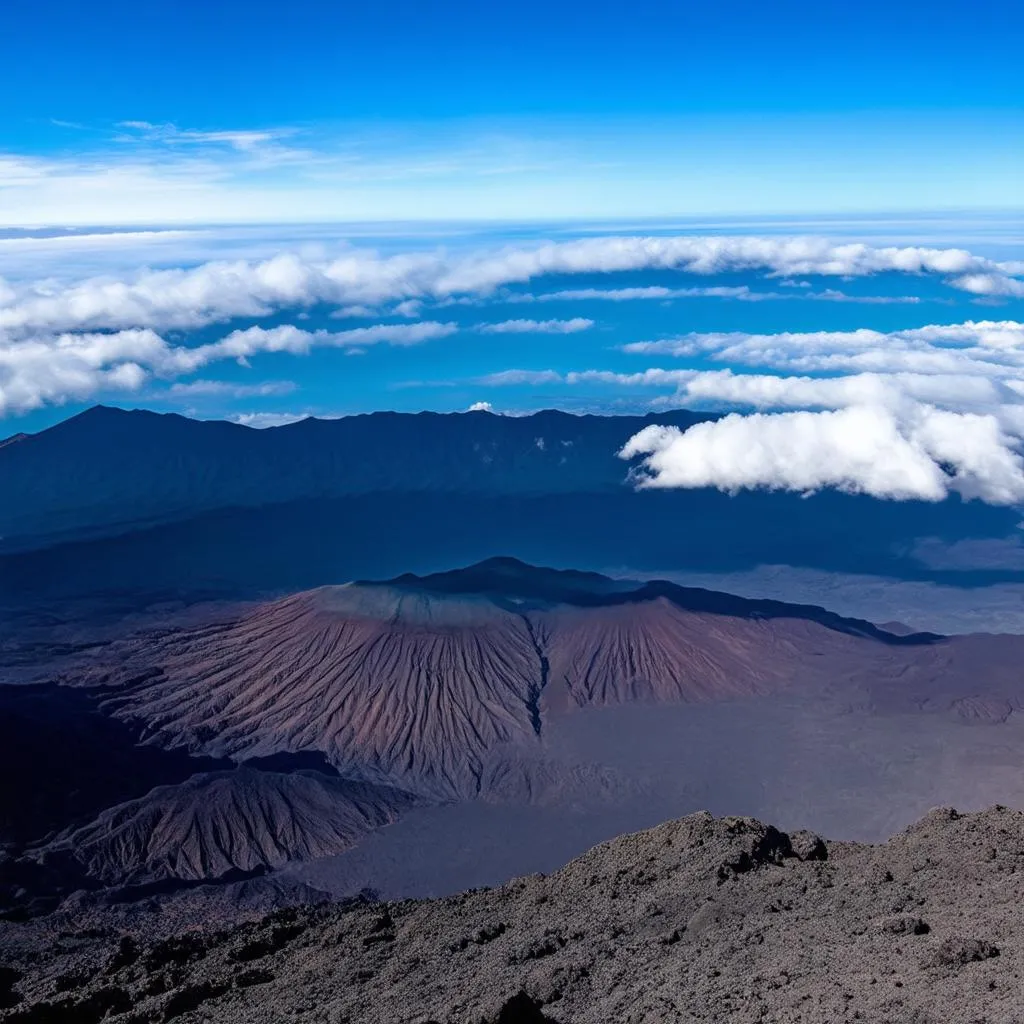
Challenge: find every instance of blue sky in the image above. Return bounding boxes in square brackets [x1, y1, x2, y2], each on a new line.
[8, 1, 1021, 126]
[1, 0, 1021, 223]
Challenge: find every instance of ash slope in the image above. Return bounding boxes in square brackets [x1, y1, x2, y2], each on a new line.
[4, 807, 1024, 1024]
[26, 770, 418, 888]
[71, 559, 956, 800]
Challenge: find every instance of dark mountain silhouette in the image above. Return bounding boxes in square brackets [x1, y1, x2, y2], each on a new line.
[0, 432, 29, 451]
[3, 409, 1021, 625]
[0, 405, 708, 551]
[386, 556, 940, 642]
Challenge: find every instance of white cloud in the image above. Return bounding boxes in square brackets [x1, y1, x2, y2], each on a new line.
[518, 285, 921, 305]
[228, 411, 312, 428]
[620, 406, 1024, 505]
[476, 369, 564, 386]
[477, 318, 594, 334]
[467, 401, 494, 412]
[393, 299, 423, 318]
[952, 274, 1024, 299]
[622, 321, 1024, 378]
[0, 237, 1019, 336]
[0, 321, 454, 416]
[523, 286, 755, 302]
[567, 368, 695, 387]
[672, 369, 1007, 412]
[114, 122, 298, 157]
[599, 320, 1024, 504]
[165, 379, 297, 398]
[807, 288, 922, 305]
[329, 304, 380, 319]
[432, 236, 1021, 296]
[194, 322, 455, 363]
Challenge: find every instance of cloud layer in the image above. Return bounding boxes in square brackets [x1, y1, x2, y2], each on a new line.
[3, 234, 1019, 420]
[0, 321, 454, 417]
[2, 235, 1020, 337]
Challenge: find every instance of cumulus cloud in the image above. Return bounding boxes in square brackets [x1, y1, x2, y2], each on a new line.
[620, 406, 1024, 505]
[449, 317, 1024, 506]
[477, 318, 594, 334]
[467, 401, 494, 412]
[0, 236, 1019, 337]
[952, 274, 1024, 299]
[0, 321, 454, 416]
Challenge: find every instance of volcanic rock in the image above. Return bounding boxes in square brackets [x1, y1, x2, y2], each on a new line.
[3, 806, 1024, 1023]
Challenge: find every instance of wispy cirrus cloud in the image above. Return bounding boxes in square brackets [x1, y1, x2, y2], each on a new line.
[622, 322, 1024, 377]
[165, 379, 298, 398]
[475, 369, 565, 387]
[477, 318, 594, 334]
[114, 121, 296, 153]
[0, 121, 571, 227]
[512, 285, 923, 305]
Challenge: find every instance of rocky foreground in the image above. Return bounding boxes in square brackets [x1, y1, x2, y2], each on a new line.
[3, 806, 1023, 1024]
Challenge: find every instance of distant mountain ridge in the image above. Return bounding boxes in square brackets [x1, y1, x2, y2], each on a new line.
[379, 556, 941, 643]
[0, 405, 708, 551]
[4, 407, 1022, 602]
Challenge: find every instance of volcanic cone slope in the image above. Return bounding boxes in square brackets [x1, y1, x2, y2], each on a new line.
[78, 559, 940, 799]
[94, 582, 547, 798]
[27, 769, 418, 887]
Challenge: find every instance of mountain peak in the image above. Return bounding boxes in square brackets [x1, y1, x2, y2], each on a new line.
[380, 558, 627, 604]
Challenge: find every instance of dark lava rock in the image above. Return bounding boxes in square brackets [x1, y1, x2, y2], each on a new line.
[3, 807, 1024, 1023]
[788, 829, 828, 862]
